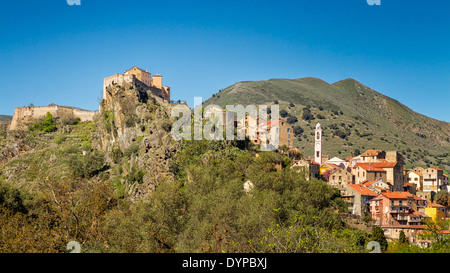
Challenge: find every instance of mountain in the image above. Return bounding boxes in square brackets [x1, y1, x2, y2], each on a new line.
[0, 115, 12, 122]
[204, 77, 450, 172]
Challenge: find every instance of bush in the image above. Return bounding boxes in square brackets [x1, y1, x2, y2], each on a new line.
[161, 120, 172, 132]
[286, 116, 298, 124]
[124, 144, 139, 158]
[29, 112, 57, 133]
[69, 150, 105, 178]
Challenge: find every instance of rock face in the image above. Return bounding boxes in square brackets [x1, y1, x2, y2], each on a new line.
[95, 80, 180, 200]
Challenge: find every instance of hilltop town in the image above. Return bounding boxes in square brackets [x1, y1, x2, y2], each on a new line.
[232, 113, 449, 246]
[0, 66, 449, 252]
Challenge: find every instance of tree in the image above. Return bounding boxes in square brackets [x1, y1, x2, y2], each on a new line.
[398, 230, 409, 245]
[434, 191, 450, 207]
[371, 226, 388, 252]
[280, 110, 288, 118]
[292, 126, 304, 136]
[286, 116, 298, 124]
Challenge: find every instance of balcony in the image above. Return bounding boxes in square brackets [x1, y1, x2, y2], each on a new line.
[408, 217, 422, 223]
[389, 205, 409, 214]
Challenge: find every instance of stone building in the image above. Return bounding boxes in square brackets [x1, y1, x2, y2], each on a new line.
[291, 158, 320, 181]
[9, 105, 97, 131]
[352, 163, 387, 184]
[369, 191, 428, 237]
[103, 66, 171, 103]
[343, 184, 377, 216]
[422, 167, 445, 192]
[328, 167, 355, 189]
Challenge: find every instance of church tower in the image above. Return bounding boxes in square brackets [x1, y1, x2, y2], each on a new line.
[314, 123, 322, 164]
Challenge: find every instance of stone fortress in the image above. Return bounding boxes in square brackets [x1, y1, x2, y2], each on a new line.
[9, 104, 97, 131]
[7, 66, 170, 131]
[103, 66, 170, 102]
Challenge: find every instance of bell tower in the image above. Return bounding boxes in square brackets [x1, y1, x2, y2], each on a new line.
[314, 123, 322, 164]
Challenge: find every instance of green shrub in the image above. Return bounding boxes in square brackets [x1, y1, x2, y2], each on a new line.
[29, 112, 57, 133]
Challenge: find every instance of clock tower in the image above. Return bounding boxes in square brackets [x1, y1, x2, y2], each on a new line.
[314, 123, 322, 164]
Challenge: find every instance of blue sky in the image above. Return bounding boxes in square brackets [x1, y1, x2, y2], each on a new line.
[0, 0, 449, 121]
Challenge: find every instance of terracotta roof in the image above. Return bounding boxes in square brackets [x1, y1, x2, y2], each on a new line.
[408, 170, 423, 177]
[374, 191, 424, 201]
[361, 180, 377, 186]
[353, 163, 386, 172]
[305, 158, 321, 165]
[345, 156, 355, 161]
[409, 209, 429, 217]
[348, 184, 377, 196]
[427, 202, 446, 208]
[403, 183, 416, 187]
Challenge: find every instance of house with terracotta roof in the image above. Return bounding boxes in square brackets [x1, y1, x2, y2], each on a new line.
[343, 184, 377, 216]
[320, 162, 342, 179]
[352, 159, 404, 191]
[328, 167, 354, 190]
[361, 180, 392, 193]
[425, 202, 447, 221]
[422, 167, 446, 193]
[370, 191, 428, 228]
[407, 170, 423, 191]
[352, 162, 387, 184]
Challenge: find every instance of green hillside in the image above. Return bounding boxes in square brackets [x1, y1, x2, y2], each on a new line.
[205, 77, 450, 172]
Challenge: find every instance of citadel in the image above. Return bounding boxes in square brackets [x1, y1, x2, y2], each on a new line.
[8, 66, 171, 131]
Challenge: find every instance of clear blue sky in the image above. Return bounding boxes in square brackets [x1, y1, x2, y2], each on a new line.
[0, 0, 449, 121]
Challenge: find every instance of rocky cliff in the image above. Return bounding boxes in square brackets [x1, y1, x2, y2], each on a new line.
[94, 80, 180, 199]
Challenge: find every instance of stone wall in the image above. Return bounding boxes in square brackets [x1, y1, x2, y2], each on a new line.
[10, 105, 97, 131]
[0, 121, 9, 132]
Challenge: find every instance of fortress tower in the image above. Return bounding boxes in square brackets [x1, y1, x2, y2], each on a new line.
[314, 123, 323, 164]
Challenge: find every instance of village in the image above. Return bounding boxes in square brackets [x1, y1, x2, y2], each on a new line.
[233, 115, 449, 247]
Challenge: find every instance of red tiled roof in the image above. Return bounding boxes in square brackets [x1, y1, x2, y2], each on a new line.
[348, 184, 377, 196]
[408, 170, 423, 177]
[374, 191, 424, 201]
[354, 163, 386, 172]
[305, 158, 321, 165]
[427, 202, 446, 208]
[409, 209, 429, 217]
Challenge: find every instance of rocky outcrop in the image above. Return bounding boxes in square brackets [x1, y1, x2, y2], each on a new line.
[95, 81, 180, 200]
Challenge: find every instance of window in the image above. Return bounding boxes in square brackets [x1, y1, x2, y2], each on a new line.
[288, 134, 291, 139]
[316, 151, 320, 157]
[316, 132, 320, 139]
[287, 128, 291, 133]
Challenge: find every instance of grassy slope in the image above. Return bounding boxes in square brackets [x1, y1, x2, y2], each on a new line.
[205, 77, 450, 172]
